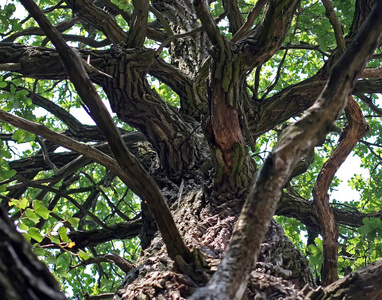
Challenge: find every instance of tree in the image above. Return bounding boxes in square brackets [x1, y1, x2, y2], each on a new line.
[1, 0, 382, 299]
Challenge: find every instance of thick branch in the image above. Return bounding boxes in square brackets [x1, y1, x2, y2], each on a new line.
[276, 193, 382, 232]
[231, 0, 267, 43]
[191, 2, 382, 299]
[64, 0, 126, 43]
[312, 96, 369, 285]
[304, 258, 382, 299]
[19, 0, 192, 263]
[222, 0, 244, 35]
[240, 0, 301, 70]
[125, 0, 149, 47]
[194, 0, 224, 47]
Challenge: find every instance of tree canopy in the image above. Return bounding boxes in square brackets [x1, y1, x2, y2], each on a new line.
[1, 0, 382, 299]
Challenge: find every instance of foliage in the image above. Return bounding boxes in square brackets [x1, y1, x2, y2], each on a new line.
[1, 0, 382, 298]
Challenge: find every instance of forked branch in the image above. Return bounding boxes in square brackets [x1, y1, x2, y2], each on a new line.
[190, 1, 382, 299]
[18, 0, 192, 264]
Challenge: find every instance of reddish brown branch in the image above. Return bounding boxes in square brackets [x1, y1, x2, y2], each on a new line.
[190, 3, 382, 299]
[231, 0, 267, 43]
[313, 96, 369, 285]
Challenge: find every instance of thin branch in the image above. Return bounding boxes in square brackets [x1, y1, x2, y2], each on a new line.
[260, 47, 289, 100]
[16, 176, 111, 230]
[0, 16, 80, 43]
[321, 0, 346, 53]
[19, 0, 193, 264]
[73, 252, 134, 273]
[36, 136, 59, 175]
[357, 93, 382, 116]
[0, 110, 124, 178]
[190, 3, 382, 298]
[231, 0, 267, 43]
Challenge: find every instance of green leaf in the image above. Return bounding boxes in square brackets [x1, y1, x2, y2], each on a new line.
[33, 200, 50, 219]
[19, 198, 29, 210]
[55, 267, 70, 278]
[78, 250, 91, 260]
[25, 208, 40, 223]
[48, 234, 61, 245]
[28, 227, 44, 243]
[67, 217, 80, 227]
[33, 247, 46, 256]
[8, 199, 20, 207]
[58, 226, 71, 243]
[17, 221, 29, 231]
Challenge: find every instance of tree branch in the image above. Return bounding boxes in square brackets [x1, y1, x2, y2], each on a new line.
[321, 0, 346, 53]
[276, 192, 382, 232]
[19, 0, 192, 264]
[222, 0, 244, 35]
[240, 0, 301, 70]
[194, 0, 224, 47]
[312, 96, 369, 285]
[64, 0, 126, 44]
[191, 2, 382, 298]
[125, 0, 149, 47]
[304, 258, 382, 299]
[0, 16, 80, 43]
[231, 0, 267, 43]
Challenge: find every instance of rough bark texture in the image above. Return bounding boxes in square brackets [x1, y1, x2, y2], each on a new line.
[312, 97, 369, 286]
[0, 206, 67, 300]
[1, 0, 382, 299]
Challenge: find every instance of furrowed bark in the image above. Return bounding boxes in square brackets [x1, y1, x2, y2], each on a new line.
[64, 0, 126, 44]
[190, 1, 382, 298]
[222, 0, 244, 35]
[313, 96, 369, 286]
[276, 192, 382, 232]
[0, 206, 67, 300]
[194, 0, 255, 193]
[19, 0, 193, 264]
[124, 0, 149, 47]
[304, 258, 382, 299]
[240, 0, 301, 70]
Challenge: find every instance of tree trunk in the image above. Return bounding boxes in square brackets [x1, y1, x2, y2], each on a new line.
[1, 0, 382, 299]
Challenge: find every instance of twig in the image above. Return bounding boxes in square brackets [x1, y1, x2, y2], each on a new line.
[36, 136, 59, 175]
[19, 0, 193, 264]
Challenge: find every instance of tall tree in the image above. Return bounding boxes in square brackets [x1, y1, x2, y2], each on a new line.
[1, 0, 382, 299]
